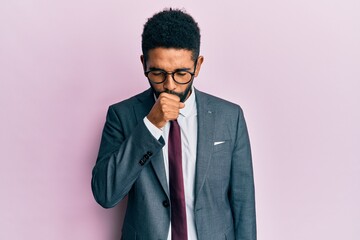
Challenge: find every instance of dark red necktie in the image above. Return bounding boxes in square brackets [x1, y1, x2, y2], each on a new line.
[168, 120, 188, 240]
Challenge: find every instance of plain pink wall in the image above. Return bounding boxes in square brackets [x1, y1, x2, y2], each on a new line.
[1, 1, 359, 239]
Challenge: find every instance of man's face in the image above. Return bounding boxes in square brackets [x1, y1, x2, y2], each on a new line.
[141, 48, 203, 102]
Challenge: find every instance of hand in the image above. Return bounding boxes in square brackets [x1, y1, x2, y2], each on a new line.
[147, 93, 185, 128]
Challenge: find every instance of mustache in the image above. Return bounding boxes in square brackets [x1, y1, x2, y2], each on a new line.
[160, 89, 182, 98]
[149, 80, 193, 102]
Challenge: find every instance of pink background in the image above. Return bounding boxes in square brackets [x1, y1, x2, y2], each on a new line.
[1, 1, 359, 239]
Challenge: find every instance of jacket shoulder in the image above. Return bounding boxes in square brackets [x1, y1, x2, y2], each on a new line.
[108, 88, 152, 112]
[195, 89, 243, 114]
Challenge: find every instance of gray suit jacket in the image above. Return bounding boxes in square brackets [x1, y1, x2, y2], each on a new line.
[91, 88, 256, 240]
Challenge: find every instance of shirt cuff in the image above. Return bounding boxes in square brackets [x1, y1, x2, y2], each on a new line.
[143, 117, 163, 140]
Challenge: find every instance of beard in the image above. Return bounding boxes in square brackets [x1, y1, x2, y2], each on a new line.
[149, 80, 194, 103]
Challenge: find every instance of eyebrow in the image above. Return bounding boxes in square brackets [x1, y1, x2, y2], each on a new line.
[148, 67, 192, 72]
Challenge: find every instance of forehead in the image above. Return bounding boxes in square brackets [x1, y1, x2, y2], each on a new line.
[146, 48, 194, 69]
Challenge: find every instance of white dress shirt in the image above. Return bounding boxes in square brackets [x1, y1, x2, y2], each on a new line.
[143, 88, 198, 240]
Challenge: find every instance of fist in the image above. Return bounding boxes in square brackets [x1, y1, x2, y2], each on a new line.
[147, 93, 185, 128]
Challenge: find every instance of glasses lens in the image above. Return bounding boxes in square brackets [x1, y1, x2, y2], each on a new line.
[174, 71, 192, 84]
[147, 71, 165, 83]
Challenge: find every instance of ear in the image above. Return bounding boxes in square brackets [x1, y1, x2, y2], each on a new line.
[140, 55, 146, 73]
[194, 56, 204, 77]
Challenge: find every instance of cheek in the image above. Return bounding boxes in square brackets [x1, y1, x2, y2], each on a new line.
[178, 85, 189, 93]
[149, 82, 164, 93]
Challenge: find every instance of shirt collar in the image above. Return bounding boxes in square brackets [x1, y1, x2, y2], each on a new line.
[179, 86, 196, 118]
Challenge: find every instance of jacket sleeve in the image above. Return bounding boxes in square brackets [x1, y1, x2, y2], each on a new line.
[91, 105, 165, 208]
[230, 106, 257, 239]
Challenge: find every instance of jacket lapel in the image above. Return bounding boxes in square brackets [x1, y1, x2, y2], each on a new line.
[133, 88, 154, 123]
[194, 89, 214, 203]
[133, 89, 170, 198]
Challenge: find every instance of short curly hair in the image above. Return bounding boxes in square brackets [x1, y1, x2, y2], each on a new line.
[142, 8, 201, 61]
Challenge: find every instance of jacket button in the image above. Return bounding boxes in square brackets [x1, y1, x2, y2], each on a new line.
[147, 151, 153, 156]
[162, 200, 170, 208]
[139, 158, 146, 166]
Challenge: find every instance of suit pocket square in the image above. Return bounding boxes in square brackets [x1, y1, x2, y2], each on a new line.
[214, 141, 225, 145]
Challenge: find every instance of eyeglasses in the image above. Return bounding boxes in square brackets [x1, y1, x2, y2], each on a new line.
[145, 60, 198, 85]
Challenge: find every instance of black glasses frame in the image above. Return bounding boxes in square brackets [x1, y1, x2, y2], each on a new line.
[144, 59, 198, 85]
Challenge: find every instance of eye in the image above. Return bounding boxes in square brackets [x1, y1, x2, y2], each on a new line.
[151, 71, 165, 76]
[175, 71, 188, 76]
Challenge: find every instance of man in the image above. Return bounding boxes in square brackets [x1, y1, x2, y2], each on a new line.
[91, 9, 256, 240]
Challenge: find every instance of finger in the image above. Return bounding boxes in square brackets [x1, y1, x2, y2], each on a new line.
[159, 92, 181, 102]
[161, 103, 182, 115]
[158, 96, 182, 109]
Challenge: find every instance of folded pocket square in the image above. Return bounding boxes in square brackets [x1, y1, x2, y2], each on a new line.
[214, 141, 225, 145]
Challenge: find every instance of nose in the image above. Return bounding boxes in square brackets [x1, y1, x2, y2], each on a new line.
[163, 73, 176, 91]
